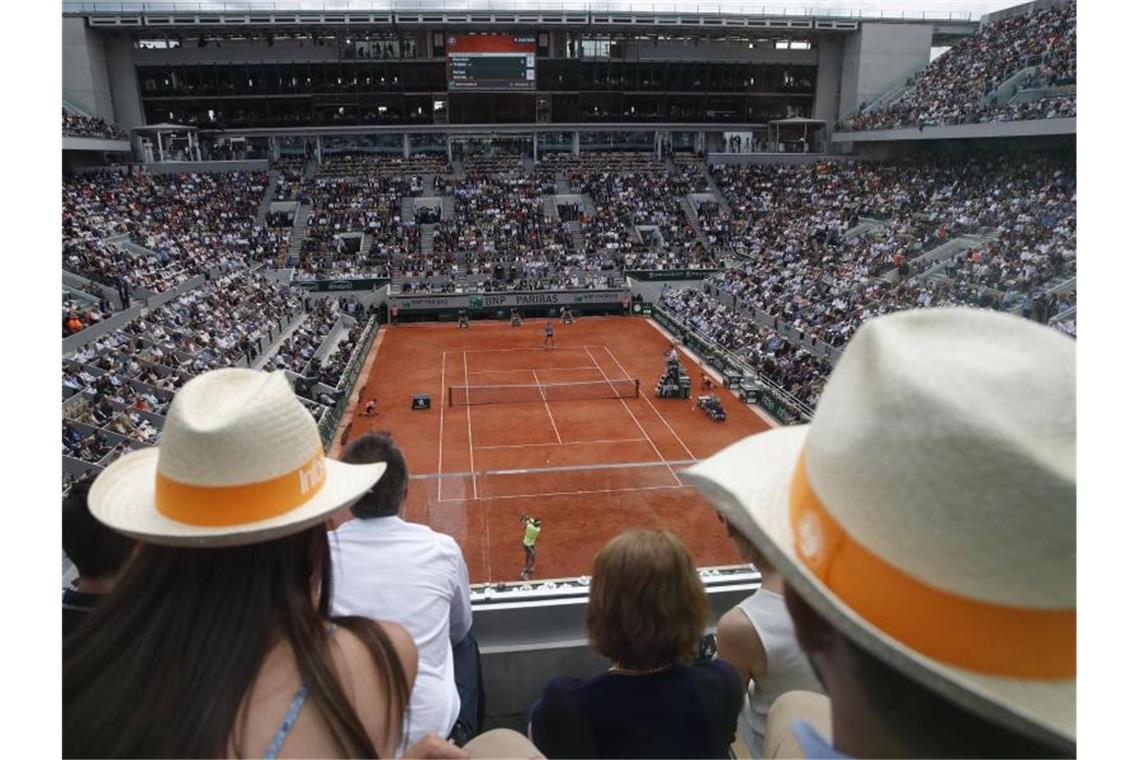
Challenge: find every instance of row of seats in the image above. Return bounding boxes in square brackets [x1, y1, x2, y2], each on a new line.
[838, 1, 1075, 130]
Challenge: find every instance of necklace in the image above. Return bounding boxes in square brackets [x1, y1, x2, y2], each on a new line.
[607, 662, 674, 676]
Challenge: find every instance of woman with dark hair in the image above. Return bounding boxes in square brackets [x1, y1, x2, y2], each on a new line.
[528, 530, 742, 758]
[63, 368, 454, 759]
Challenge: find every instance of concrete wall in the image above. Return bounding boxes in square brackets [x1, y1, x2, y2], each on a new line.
[813, 36, 843, 136]
[105, 32, 146, 130]
[626, 278, 708, 303]
[838, 28, 863, 119]
[706, 152, 861, 166]
[850, 24, 933, 115]
[833, 116, 1076, 145]
[139, 159, 271, 174]
[62, 17, 115, 120]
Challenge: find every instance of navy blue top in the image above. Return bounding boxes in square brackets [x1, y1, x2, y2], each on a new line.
[529, 661, 742, 759]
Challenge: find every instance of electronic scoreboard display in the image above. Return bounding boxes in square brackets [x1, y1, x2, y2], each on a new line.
[447, 34, 536, 92]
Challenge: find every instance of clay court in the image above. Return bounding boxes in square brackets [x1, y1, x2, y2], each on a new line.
[341, 316, 772, 584]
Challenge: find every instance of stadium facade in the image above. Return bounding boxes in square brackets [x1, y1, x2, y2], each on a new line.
[63, 1, 988, 159]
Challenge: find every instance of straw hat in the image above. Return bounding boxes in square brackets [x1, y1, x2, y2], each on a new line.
[89, 368, 385, 547]
[681, 308, 1075, 751]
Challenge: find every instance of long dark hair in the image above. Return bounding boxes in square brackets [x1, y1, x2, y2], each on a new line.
[63, 525, 410, 758]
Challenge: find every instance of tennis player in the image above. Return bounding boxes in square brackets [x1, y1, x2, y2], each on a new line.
[543, 321, 555, 350]
[521, 515, 542, 580]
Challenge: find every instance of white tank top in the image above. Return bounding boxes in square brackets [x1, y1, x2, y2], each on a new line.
[735, 588, 824, 758]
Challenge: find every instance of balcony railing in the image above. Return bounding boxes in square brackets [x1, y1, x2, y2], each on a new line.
[63, 1, 981, 22]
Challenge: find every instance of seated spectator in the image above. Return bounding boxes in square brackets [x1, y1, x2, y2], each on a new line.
[331, 432, 480, 748]
[62, 108, 127, 140]
[713, 514, 822, 757]
[63, 368, 426, 758]
[529, 529, 742, 758]
[683, 308, 1075, 757]
[62, 474, 135, 638]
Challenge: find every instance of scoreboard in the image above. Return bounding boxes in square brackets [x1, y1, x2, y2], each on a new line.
[448, 34, 536, 92]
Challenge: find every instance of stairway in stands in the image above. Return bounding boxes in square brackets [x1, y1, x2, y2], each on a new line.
[680, 195, 712, 248]
[286, 202, 311, 264]
[569, 222, 588, 254]
[256, 171, 279, 226]
[421, 224, 437, 255]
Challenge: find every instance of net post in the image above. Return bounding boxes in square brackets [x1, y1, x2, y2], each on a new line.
[448, 386, 453, 406]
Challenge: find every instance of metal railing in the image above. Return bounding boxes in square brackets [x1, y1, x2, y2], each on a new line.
[63, 1, 981, 22]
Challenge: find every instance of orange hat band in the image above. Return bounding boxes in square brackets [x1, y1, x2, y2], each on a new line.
[788, 451, 1075, 680]
[155, 448, 327, 527]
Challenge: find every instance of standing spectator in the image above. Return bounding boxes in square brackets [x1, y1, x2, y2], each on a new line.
[62, 474, 135, 638]
[683, 308, 1075, 758]
[63, 369, 422, 758]
[529, 530, 742, 758]
[713, 516, 822, 757]
[331, 432, 479, 748]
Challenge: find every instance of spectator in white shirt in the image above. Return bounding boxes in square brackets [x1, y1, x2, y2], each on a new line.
[330, 432, 478, 749]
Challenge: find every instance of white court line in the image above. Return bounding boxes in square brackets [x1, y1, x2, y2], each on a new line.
[467, 366, 599, 375]
[462, 351, 478, 500]
[438, 483, 691, 503]
[604, 344, 698, 461]
[436, 350, 446, 502]
[473, 437, 645, 450]
[584, 346, 683, 487]
[533, 370, 563, 444]
[456, 346, 591, 355]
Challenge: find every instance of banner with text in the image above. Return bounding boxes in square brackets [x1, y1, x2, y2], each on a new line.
[294, 278, 390, 293]
[625, 269, 721, 282]
[388, 288, 632, 313]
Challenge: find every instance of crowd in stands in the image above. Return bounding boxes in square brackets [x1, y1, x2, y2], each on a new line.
[62, 268, 375, 490]
[838, 2, 1075, 130]
[273, 156, 307, 200]
[63, 170, 280, 294]
[661, 285, 830, 407]
[299, 155, 422, 279]
[704, 154, 1074, 349]
[63, 108, 127, 140]
[572, 155, 715, 271]
[63, 287, 115, 337]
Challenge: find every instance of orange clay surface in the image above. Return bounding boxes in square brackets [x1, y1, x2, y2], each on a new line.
[343, 316, 771, 583]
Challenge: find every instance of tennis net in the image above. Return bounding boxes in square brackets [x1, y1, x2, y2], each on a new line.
[448, 378, 640, 406]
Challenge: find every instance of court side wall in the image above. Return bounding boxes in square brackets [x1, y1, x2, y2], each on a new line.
[627, 278, 708, 303]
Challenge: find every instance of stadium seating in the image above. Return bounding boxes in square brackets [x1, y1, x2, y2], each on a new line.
[838, 2, 1075, 131]
[63, 108, 127, 140]
[63, 171, 279, 297]
[61, 145, 1076, 488]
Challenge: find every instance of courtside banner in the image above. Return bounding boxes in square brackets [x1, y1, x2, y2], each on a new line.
[625, 269, 721, 282]
[387, 288, 632, 312]
[294, 278, 389, 292]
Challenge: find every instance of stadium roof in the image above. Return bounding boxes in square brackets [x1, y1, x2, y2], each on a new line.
[62, 0, 991, 22]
